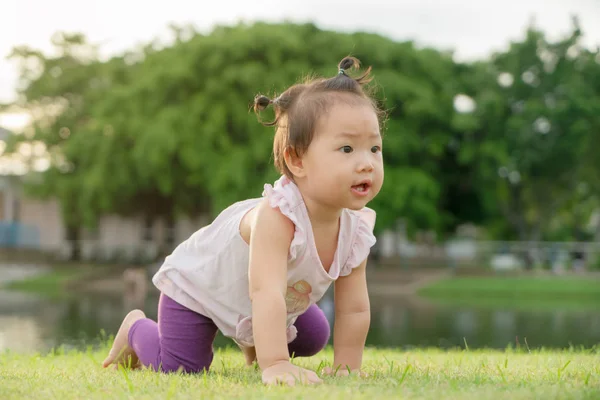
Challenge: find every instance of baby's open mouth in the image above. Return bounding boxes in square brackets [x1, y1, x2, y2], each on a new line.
[351, 182, 371, 195]
[352, 183, 369, 192]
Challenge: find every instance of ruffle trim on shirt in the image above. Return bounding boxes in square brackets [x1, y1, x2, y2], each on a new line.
[340, 207, 377, 277]
[262, 175, 305, 262]
[235, 315, 298, 347]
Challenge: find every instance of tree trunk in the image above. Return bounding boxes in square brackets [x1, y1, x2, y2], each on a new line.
[65, 225, 81, 261]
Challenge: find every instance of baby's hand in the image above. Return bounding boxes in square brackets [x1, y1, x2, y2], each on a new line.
[322, 366, 368, 378]
[262, 361, 322, 386]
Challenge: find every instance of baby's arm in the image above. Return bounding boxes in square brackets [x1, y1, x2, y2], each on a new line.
[330, 258, 370, 374]
[248, 199, 322, 385]
[248, 200, 293, 369]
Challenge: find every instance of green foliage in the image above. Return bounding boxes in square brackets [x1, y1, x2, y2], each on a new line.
[3, 20, 600, 241]
[464, 18, 600, 240]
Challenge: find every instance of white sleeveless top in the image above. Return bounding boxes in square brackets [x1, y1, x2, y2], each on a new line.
[152, 175, 376, 347]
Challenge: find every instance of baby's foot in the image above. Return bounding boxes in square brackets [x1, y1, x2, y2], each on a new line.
[102, 309, 146, 369]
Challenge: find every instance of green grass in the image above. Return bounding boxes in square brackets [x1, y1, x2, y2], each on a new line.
[423, 295, 600, 311]
[1, 263, 111, 299]
[418, 276, 600, 310]
[3, 269, 83, 299]
[1, 345, 599, 399]
[2, 263, 125, 299]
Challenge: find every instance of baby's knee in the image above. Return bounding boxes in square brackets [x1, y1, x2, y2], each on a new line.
[159, 361, 211, 374]
[313, 320, 331, 350]
[158, 354, 214, 374]
[310, 326, 330, 355]
[293, 319, 331, 357]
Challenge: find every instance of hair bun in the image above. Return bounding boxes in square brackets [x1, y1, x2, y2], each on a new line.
[254, 95, 272, 111]
[338, 57, 360, 73]
[337, 56, 372, 84]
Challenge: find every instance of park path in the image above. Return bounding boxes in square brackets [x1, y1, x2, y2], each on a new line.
[366, 268, 452, 296]
[0, 263, 49, 285]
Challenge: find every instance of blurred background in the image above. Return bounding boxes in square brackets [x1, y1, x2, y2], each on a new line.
[1, 0, 599, 354]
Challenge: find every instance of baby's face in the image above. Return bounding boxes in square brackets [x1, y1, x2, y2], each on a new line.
[300, 100, 384, 211]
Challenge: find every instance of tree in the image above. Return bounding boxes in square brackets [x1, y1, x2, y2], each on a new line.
[465, 18, 600, 242]
[7, 22, 464, 242]
[6, 33, 129, 257]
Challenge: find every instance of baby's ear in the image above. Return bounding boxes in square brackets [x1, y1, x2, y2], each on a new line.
[283, 147, 306, 178]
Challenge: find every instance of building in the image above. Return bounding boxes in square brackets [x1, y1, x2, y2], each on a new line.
[0, 127, 24, 247]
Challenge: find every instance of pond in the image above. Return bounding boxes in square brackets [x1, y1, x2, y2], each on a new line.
[2, 286, 599, 354]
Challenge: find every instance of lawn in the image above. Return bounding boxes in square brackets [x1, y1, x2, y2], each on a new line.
[2, 263, 125, 299]
[1, 345, 598, 399]
[3, 268, 83, 299]
[417, 276, 600, 310]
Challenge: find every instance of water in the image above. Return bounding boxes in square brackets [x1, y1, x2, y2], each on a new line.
[1, 288, 599, 354]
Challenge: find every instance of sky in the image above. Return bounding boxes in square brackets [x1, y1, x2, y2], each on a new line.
[1, 0, 599, 130]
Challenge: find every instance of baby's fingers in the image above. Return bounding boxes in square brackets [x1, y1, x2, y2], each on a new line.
[322, 367, 349, 377]
[322, 366, 366, 378]
[263, 373, 296, 387]
[303, 369, 323, 384]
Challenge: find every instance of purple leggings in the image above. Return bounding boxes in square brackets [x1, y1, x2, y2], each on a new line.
[128, 293, 330, 373]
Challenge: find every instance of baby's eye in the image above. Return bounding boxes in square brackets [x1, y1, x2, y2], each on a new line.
[371, 146, 382, 153]
[340, 145, 353, 153]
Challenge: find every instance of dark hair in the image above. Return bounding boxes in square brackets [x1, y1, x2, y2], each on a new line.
[253, 56, 385, 179]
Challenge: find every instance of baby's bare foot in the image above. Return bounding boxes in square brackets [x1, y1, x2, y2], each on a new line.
[102, 309, 145, 369]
